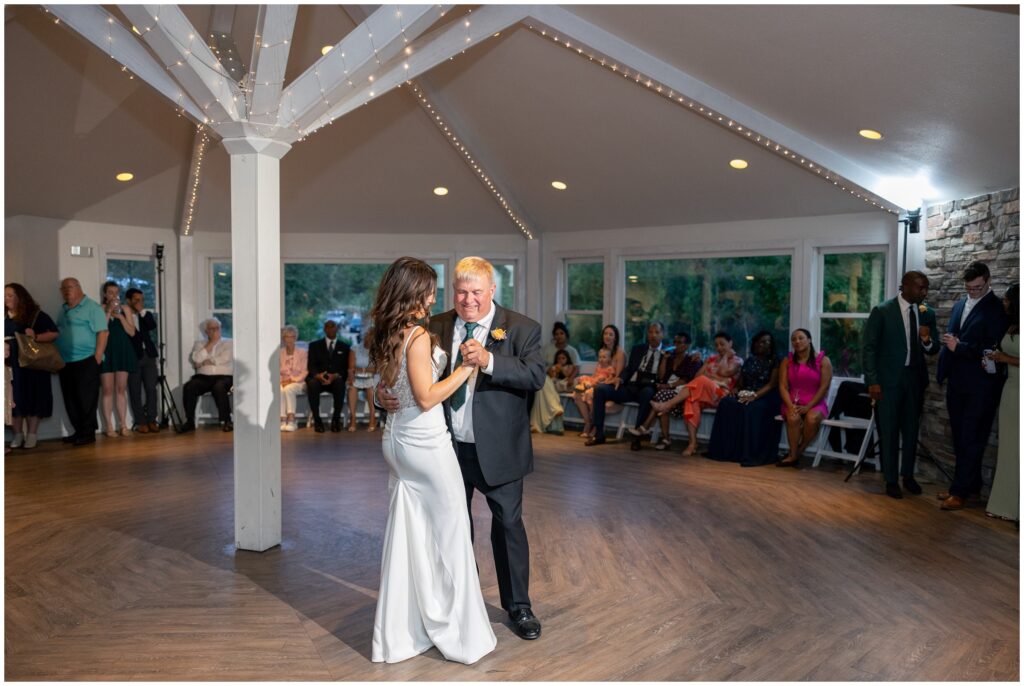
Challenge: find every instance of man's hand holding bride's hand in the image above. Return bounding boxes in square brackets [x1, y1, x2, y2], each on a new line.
[460, 339, 490, 369]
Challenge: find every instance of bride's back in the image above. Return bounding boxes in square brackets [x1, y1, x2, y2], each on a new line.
[389, 327, 447, 412]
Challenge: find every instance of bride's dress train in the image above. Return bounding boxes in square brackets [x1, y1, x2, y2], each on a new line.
[371, 342, 496, 664]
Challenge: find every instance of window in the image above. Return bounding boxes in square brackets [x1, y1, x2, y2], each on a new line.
[623, 255, 792, 357]
[490, 260, 516, 311]
[565, 260, 604, 361]
[283, 262, 447, 343]
[107, 255, 160, 347]
[211, 261, 233, 338]
[819, 250, 886, 376]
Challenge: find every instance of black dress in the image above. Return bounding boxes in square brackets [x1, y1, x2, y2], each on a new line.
[706, 355, 782, 466]
[5, 311, 58, 418]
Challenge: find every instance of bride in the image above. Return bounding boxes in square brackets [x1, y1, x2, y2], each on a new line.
[368, 257, 497, 664]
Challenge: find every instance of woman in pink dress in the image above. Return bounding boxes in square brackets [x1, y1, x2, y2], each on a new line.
[650, 331, 742, 456]
[777, 328, 832, 467]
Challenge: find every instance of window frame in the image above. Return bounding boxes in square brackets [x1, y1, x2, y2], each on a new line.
[813, 244, 890, 335]
[103, 251, 161, 317]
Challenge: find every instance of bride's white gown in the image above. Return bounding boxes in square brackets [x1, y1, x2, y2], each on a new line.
[371, 340, 497, 664]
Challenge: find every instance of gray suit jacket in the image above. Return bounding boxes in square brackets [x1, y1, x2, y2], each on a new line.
[430, 305, 546, 486]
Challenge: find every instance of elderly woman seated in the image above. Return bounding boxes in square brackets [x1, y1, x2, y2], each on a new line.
[279, 325, 308, 432]
[179, 317, 234, 433]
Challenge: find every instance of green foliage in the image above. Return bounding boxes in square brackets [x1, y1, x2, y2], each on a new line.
[567, 262, 603, 311]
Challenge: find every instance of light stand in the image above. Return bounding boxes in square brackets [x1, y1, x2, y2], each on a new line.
[154, 242, 183, 431]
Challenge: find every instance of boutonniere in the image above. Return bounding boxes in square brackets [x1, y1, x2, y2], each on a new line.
[918, 304, 929, 314]
[490, 328, 508, 341]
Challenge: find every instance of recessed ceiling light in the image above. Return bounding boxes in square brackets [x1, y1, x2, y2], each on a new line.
[433, 187, 449, 196]
[321, 45, 333, 56]
[859, 129, 884, 140]
[745, 275, 756, 281]
[551, 180, 567, 190]
[115, 172, 134, 182]
[729, 159, 748, 170]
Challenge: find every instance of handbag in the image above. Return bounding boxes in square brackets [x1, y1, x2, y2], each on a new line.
[16, 312, 64, 373]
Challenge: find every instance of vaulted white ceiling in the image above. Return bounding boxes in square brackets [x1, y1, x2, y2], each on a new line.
[4, 4, 1019, 235]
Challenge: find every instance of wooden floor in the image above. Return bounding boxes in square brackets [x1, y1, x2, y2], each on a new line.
[4, 427, 1019, 681]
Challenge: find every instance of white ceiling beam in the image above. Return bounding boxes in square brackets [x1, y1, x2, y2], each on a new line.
[119, 4, 244, 125]
[248, 5, 298, 124]
[43, 5, 205, 122]
[410, 78, 536, 239]
[304, 4, 528, 136]
[278, 4, 451, 133]
[527, 6, 901, 212]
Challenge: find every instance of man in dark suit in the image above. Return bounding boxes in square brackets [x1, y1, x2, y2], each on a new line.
[306, 319, 351, 433]
[125, 288, 161, 433]
[862, 271, 938, 499]
[585, 321, 665, 446]
[381, 256, 546, 640]
[936, 261, 1008, 510]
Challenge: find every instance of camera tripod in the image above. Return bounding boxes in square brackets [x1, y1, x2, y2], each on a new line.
[154, 243, 183, 431]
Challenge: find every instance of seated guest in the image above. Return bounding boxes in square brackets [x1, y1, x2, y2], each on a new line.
[541, 321, 580, 367]
[279, 325, 307, 432]
[347, 335, 379, 432]
[5, 283, 59, 449]
[55, 277, 108, 446]
[179, 317, 233, 433]
[599, 324, 627, 376]
[777, 328, 832, 467]
[648, 331, 742, 455]
[306, 319, 351, 433]
[529, 349, 576, 434]
[573, 347, 619, 438]
[586, 321, 666, 446]
[706, 331, 783, 466]
[628, 331, 703, 450]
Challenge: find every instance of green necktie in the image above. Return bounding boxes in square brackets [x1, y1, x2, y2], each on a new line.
[450, 322, 479, 411]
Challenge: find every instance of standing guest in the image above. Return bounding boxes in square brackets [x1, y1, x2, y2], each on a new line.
[707, 331, 782, 466]
[572, 347, 619, 438]
[179, 318, 234, 433]
[628, 332, 704, 449]
[777, 329, 832, 467]
[98, 281, 137, 437]
[55, 277, 108, 446]
[647, 332, 742, 456]
[4, 283, 59, 449]
[540, 321, 580, 367]
[985, 284, 1019, 522]
[586, 321, 666, 446]
[306, 319, 351, 433]
[862, 271, 938, 498]
[936, 261, 1009, 511]
[279, 325, 307, 432]
[125, 288, 160, 433]
[347, 335, 379, 432]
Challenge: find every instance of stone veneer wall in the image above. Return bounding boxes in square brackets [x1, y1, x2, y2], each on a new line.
[918, 188, 1019, 488]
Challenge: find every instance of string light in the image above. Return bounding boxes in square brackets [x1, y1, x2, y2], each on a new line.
[408, 80, 534, 240]
[181, 130, 210, 236]
[522, 22, 899, 215]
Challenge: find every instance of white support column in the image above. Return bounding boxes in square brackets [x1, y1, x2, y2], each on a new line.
[221, 136, 291, 552]
[177, 233, 196, 396]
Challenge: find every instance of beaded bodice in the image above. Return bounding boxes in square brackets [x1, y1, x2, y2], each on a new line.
[389, 336, 448, 411]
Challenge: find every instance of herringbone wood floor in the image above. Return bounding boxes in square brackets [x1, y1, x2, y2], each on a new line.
[4, 428, 1019, 680]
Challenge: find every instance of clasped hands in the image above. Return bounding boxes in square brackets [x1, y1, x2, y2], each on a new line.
[376, 339, 489, 412]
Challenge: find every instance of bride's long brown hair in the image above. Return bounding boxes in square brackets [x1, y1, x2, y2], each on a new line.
[369, 257, 440, 388]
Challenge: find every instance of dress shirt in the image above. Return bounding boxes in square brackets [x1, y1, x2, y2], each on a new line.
[190, 338, 234, 376]
[960, 289, 988, 327]
[280, 346, 308, 384]
[630, 346, 663, 382]
[450, 305, 497, 443]
[898, 294, 935, 365]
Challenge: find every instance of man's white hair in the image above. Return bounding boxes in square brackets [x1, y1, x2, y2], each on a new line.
[453, 256, 495, 284]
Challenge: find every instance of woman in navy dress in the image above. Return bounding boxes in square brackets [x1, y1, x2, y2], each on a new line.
[706, 330, 782, 466]
[5, 283, 59, 449]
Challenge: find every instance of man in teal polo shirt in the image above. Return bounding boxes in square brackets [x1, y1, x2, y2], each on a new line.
[56, 278, 108, 446]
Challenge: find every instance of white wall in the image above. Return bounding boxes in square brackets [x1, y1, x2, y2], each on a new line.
[540, 210, 900, 345]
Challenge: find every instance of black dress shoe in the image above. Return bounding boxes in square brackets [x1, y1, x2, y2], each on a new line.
[902, 477, 923, 495]
[331, 417, 342, 433]
[885, 482, 903, 499]
[313, 418, 325, 433]
[584, 435, 605, 446]
[221, 420, 233, 432]
[630, 437, 643, 451]
[62, 435, 77, 444]
[509, 608, 541, 640]
[177, 420, 196, 434]
[73, 434, 96, 446]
